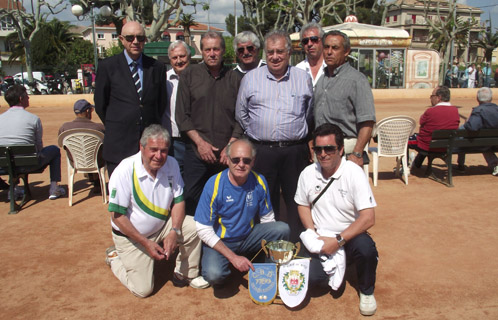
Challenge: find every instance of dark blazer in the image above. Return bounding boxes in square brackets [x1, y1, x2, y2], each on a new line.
[95, 52, 167, 164]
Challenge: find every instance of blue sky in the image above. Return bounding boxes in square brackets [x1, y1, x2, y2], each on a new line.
[458, 0, 498, 31]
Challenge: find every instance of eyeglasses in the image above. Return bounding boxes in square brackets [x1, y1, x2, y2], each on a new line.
[312, 145, 338, 155]
[229, 157, 252, 165]
[122, 35, 146, 42]
[237, 46, 255, 54]
[301, 36, 320, 46]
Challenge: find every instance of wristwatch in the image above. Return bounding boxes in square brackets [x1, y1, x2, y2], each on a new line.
[336, 234, 346, 247]
[171, 227, 182, 237]
[351, 151, 363, 159]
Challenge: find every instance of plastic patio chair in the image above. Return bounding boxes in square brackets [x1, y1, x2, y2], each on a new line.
[57, 128, 107, 206]
[369, 116, 416, 187]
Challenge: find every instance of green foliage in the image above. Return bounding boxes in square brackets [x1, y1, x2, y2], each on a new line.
[106, 42, 124, 57]
[223, 36, 236, 64]
[59, 38, 95, 76]
[31, 19, 76, 74]
[225, 14, 255, 37]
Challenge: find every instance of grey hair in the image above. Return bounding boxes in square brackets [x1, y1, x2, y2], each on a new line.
[225, 138, 257, 158]
[168, 40, 191, 58]
[233, 31, 261, 51]
[140, 124, 171, 147]
[201, 31, 225, 50]
[264, 29, 292, 52]
[477, 87, 493, 103]
[300, 22, 324, 40]
[323, 30, 351, 52]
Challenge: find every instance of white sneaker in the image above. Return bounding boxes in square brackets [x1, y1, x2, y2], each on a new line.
[49, 185, 66, 200]
[359, 292, 377, 316]
[189, 275, 210, 289]
[492, 165, 498, 176]
[105, 246, 118, 267]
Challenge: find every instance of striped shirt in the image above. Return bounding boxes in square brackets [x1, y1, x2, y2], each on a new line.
[235, 65, 313, 142]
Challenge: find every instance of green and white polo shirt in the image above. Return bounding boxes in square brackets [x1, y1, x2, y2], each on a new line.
[108, 151, 184, 237]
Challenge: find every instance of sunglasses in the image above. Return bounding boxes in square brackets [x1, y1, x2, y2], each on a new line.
[122, 35, 146, 42]
[312, 145, 338, 155]
[237, 46, 255, 54]
[301, 36, 320, 46]
[229, 157, 252, 165]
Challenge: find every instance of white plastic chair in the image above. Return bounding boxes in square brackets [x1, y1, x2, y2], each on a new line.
[58, 128, 107, 206]
[369, 116, 416, 186]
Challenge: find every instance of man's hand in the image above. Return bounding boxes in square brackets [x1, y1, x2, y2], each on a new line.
[219, 145, 230, 165]
[318, 236, 340, 255]
[143, 239, 168, 260]
[162, 231, 178, 260]
[196, 139, 219, 164]
[348, 153, 364, 167]
[229, 255, 255, 273]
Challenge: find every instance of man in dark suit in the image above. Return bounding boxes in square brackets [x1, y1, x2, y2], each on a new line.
[95, 21, 167, 176]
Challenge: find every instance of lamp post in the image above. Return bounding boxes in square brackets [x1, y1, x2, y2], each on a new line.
[72, 2, 112, 71]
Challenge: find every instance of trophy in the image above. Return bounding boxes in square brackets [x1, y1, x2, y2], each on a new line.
[261, 239, 300, 266]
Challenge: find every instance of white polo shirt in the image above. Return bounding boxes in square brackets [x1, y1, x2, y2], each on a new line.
[294, 158, 376, 234]
[108, 151, 184, 237]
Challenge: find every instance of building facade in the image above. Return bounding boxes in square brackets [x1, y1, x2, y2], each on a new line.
[385, 0, 484, 64]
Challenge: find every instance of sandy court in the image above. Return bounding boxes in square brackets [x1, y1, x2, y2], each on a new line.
[1, 90, 498, 319]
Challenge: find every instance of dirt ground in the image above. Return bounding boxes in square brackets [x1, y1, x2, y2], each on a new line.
[1, 91, 498, 319]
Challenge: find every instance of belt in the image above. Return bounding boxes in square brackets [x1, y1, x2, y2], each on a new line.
[112, 228, 128, 238]
[249, 138, 307, 147]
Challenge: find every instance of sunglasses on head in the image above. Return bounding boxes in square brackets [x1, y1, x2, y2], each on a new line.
[229, 157, 252, 165]
[301, 36, 320, 46]
[312, 145, 338, 155]
[237, 46, 255, 54]
[123, 35, 146, 42]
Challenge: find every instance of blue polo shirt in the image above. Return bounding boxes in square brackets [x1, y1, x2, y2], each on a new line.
[194, 169, 272, 242]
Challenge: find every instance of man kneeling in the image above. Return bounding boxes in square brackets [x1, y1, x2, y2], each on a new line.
[295, 124, 378, 316]
[105, 124, 208, 297]
[194, 139, 290, 289]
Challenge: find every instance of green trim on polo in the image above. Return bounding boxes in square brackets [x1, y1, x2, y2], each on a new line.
[132, 165, 170, 221]
[108, 203, 128, 215]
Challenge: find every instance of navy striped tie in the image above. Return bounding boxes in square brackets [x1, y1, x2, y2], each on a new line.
[131, 61, 142, 99]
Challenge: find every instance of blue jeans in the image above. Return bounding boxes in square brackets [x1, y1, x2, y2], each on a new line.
[201, 221, 290, 285]
[38, 145, 61, 182]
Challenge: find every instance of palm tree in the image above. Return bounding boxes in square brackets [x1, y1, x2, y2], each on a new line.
[475, 20, 498, 63]
[179, 13, 198, 45]
[7, 19, 76, 74]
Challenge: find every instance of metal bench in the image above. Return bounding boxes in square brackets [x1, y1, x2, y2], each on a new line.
[0, 145, 45, 214]
[422, 129, 498, 187]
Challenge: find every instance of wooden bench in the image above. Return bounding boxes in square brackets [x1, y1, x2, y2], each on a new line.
[421, 129, 498, 187]
[0, 145, 45, 214]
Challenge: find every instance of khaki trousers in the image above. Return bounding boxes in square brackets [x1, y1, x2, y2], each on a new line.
[111, 215, 201, 297]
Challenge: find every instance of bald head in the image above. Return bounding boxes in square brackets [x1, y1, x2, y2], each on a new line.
[120, 21, 146, 60]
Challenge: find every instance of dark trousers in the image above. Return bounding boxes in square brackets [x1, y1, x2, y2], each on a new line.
[106, 161, 119, 178]
[252, 142, 309, 242]
[303, 232, 378, 295]
[183, 143, 225, 216]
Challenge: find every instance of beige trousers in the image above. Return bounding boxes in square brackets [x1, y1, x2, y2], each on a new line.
[111, 215, 201, 297]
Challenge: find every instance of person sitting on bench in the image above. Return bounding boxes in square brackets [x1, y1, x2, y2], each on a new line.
[456, 87, 498, 176]
[409, 86, 460, 169]
[0, 84, 65, 200]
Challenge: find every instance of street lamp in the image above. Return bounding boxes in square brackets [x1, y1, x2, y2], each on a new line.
[72, 2, 112, 71]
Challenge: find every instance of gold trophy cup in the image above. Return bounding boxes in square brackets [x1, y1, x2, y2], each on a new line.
[261, 239, 300, 265]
